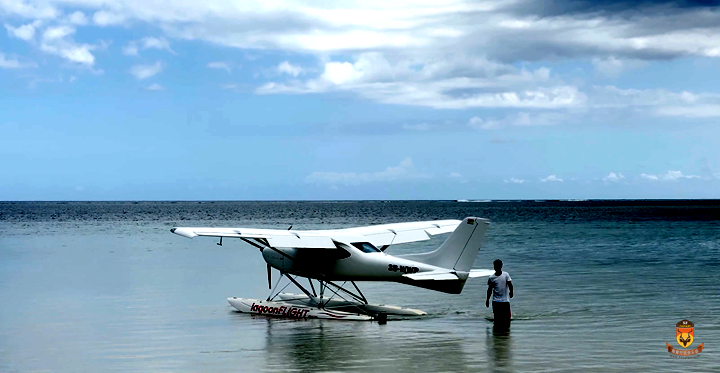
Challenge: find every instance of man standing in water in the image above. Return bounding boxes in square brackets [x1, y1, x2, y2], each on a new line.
[486, 259, 513, 323]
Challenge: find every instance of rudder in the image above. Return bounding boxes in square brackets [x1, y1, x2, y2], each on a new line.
[402, 217, 489, 272]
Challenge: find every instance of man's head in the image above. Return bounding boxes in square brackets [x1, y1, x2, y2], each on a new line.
[493, 259, 503, 272]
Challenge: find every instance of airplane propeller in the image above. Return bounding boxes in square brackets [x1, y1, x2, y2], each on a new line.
[267, 264, 272, 289]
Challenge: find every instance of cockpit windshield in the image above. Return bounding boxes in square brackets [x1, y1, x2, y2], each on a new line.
[351, 242, 381, 253]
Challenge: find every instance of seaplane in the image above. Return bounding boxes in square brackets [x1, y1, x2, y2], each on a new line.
[171, 217, 494, 321]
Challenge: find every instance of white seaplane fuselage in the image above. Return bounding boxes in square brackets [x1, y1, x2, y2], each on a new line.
[263, 244, 465, 293]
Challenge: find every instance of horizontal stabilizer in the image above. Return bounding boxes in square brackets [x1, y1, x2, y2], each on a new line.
[469, 269, 495, 278]
[403, 271, 459, 281]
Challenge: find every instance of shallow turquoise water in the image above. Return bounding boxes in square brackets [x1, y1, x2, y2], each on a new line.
[1, 201, 718, 372]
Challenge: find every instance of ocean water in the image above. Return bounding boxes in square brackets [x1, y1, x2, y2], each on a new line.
[1, 200, 719, 372]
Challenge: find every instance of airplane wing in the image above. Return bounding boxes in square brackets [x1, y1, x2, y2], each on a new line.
[332, 219, 462, 247]
[170, 227, 336, 248]
[171, 219, 462, 249]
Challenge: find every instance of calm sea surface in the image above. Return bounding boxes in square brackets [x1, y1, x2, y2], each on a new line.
[1, 201, 719, 372]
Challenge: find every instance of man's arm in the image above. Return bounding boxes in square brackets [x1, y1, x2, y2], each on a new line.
[486, 285, 493, 308]
[508, 281, 513, 299]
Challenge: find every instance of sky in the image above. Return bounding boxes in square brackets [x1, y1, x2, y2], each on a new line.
[2, 0, 720, 200]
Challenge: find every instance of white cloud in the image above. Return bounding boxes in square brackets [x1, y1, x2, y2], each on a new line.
[641, 170, 700, 181]
[130, 61, 164, 80]
[277, 61, 303, 77]
[92, 11, 126, 26]
[122, 37, 174, 56]
[468, 116, 484, 129]
[450, 172, 462, 178]
[8, 0, 720, 117]
[640, 173, 658, 181]
[141, 37, 174, 54]
[258, 53, 582, 109]
[43, 25, 74, 41]
[0, 0, 58, 19]
[592, 57, 645, 78]
[504, 178, 525, 184]
[122, 42, 138, 56]
[146, 83, 165, 90]
[39, 42, 96, 66]
[305, 157, 430, 185]
[540, 175, 563, 182]
[602, 172, 625, 182]
[207, 61, 233, 73]
[220, 83, 238, 89]
[19, 24, 100, 66]
[5, 22, 36, 41]
[67, 11, 88, 26]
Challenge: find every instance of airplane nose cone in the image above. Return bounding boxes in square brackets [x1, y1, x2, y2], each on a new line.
[170, 228, 176, 233]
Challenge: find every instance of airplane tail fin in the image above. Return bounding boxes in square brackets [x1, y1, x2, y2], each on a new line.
[403, 217, 489, 272]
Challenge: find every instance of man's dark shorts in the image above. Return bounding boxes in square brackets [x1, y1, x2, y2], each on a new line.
[492, 301, 511, 321]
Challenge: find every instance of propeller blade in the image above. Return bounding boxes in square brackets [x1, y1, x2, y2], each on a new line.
[267, 264, 272, 289]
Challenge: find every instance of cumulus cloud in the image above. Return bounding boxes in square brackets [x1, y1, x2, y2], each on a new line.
[67, 11, 88, 26]
[640, 173, 659, 181]
[0, 0, 57, 19]
[468, 117, 484, 129]
[258, 53, 581, 109]
[602, 172, 625, 182]
[43, 25, 73, 40]
[130, 61, 163, 80]
[641, 170, 700, 181]
[7, 0, 720, 116]
[8, 23, 102, 67]
[92, 11, 126, 26]
[122, 43, 138, 56]
[540, 175, 563, 182]
[141, 37, 174, 54]
[592, 57, 645, 78]
[38, 26, 98, 66]
[277, 61, 303, 77]
[207, 61, 233, 73]
[504, 178, 525, 184]
[5, 22, 37, 41]
[305, 157, 430, 185]
[122, 37, 174, 56]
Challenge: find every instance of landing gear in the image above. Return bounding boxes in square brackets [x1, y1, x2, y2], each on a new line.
[266, 272, 372, 317]
[227, 272, 426, 320]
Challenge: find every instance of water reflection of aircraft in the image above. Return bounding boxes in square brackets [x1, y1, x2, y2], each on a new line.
[171, 217, 493, 320]
[261, 319, 472, 373]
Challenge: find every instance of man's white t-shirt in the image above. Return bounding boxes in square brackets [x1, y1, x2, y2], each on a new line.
[488, 271, 512, 302]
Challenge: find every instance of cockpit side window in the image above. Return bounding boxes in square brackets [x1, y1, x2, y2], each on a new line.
[351, 242, 381, 253]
